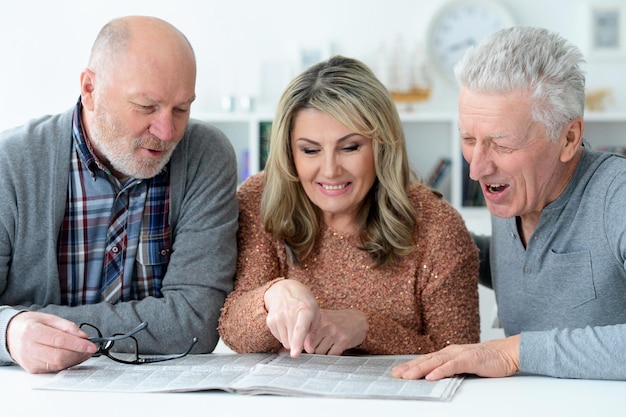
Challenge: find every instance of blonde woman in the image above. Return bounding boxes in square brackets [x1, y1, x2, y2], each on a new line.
[218, 55, 479, 357]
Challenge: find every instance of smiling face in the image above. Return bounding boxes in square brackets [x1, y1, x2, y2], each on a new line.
[459, 87, 579, 225]
[291, 108, 376, 234]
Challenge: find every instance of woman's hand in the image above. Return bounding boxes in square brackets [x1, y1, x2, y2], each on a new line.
[264, 280, 368, 357]
[264, 279, 322, 357]
[303, 309, 367, 355]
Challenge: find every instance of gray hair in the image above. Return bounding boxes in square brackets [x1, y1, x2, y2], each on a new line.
[455, 26, 586, 141]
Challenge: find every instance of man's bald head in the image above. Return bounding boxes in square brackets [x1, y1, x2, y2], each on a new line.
[79, 16, 197, 179]
[88, 16, 196, 80]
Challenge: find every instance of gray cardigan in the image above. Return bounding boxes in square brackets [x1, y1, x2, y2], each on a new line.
[0, 109, 238, 363]
[476, 146, 626, 380]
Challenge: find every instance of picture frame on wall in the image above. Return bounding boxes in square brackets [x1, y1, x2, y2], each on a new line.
[586, 3, 626, 58]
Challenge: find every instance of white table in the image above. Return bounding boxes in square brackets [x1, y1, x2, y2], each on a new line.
[2, 342, 625, 417]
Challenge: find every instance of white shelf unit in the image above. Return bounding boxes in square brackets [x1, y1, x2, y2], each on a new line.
[193, 112, 274, 185]
[194, 111, 464, 196]
[584, 112, 626, 149]
[194, 110, 626, 235]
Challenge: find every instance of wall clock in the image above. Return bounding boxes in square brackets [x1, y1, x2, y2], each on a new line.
[427, 0, 515, 84]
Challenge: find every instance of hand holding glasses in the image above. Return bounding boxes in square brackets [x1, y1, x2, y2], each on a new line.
[79, 321, 198, 364]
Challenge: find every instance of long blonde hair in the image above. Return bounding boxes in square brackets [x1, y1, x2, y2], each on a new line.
[261, 55, 417, 268]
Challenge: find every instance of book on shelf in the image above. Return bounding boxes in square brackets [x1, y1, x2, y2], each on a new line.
[461, 158, 485, 207]
[425, 157, 451, 190]
[259, 121, 272, 171]
[36, 353, 463, 401]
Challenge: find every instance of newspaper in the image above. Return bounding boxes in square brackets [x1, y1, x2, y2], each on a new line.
[36, 353, 463, 401]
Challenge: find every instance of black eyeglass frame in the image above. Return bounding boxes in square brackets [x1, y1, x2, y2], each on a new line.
[79, 321, 198, 365]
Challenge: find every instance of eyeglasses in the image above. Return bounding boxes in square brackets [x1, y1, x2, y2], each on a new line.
[79, 321, 198, 365]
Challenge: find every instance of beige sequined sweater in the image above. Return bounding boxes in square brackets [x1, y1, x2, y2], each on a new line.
[218, 172, 479, 355]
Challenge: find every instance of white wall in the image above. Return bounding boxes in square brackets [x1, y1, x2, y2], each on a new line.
[1, 0, 625, 131]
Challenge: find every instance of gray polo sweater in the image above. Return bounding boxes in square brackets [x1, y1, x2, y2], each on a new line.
[0, 109, 238, 364]
[478, 146, 626, 380]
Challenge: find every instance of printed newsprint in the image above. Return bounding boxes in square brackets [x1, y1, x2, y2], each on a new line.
[36, 353, 462, 401]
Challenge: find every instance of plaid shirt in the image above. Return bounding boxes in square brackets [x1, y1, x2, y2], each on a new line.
[57, 102, 171, 306]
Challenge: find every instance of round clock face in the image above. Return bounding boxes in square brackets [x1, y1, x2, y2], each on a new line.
[427, 0, 515, 84]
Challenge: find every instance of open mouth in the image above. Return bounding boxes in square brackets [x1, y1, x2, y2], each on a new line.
[485, 183, 508, 194]
[140, 143, 172, 157]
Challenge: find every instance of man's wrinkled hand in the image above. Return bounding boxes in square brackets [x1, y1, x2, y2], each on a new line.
[392, 335, 521, 380]
[6, 311, 97, 374]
